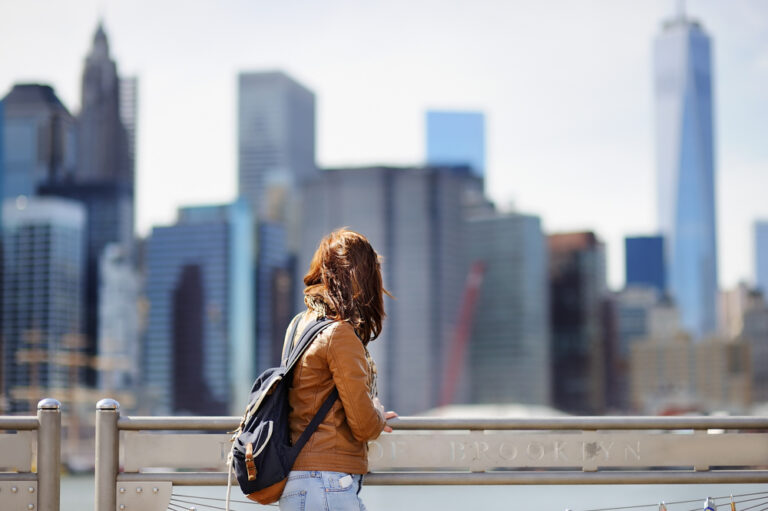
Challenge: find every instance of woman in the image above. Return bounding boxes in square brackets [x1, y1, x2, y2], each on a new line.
[280, 228, 397, 511]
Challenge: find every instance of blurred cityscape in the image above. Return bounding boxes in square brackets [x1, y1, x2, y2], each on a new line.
[2, 4, 768, 468]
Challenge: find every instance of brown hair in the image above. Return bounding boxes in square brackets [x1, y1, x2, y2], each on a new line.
[303, 228, 390, 343]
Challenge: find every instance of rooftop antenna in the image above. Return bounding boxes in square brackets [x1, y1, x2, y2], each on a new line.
[676, 0, 686, 20]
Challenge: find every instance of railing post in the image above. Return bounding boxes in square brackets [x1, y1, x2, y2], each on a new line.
[37, 398, 61, 511]
[95, 399, 120, 511]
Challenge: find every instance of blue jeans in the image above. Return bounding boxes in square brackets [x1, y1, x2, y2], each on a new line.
[279, 470, 367, 511]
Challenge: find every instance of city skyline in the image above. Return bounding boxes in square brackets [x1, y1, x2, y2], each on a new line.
[1, 1, 768, 289]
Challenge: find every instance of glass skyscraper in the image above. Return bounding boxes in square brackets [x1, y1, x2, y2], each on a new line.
[466, 213, 550, 406]
[300, 165, 483, 414]
[756, 221, 768, 295]
[654, 10, 718, 339]
[144, 201, 254, 415]
[625, 235, 666, 295]
[238, 71, 316, 221]
[426, 110, 485, 178]
[2, 197, 85, 412]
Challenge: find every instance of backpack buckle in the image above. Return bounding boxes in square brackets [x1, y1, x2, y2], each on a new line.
[245, 442, 258, 481]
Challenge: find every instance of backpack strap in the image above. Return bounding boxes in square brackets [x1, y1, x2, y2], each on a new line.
[290, 387, 338, 457]
[284, 316, 336, 370]
[281, 312, 305, 366]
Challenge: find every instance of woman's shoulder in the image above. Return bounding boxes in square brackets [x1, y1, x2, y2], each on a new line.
[321, 320, 364, 350]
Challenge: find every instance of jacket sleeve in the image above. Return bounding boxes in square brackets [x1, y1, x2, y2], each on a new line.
[326, 323, 386, 442]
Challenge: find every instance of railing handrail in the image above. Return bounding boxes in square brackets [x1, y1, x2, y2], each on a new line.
[0, 399, 61, 511]
[0, 417, 40, 430]
[116, 414, 768, 431]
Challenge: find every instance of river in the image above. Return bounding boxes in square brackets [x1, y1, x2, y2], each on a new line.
[61, 474, 768, 510]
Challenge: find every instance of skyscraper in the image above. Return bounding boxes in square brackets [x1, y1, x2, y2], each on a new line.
[654, 8, 718, 339]
[77, 22, 131, 184]
[2, 197, 85, 412]
[466, 212, 550, 405]
[144, 201, 254, 415]
[38, 23, 136, 384]
[1, 84, 77, 199]
[426, 110, 485, 178]
[238, 71, 316, 221]
[548, 232, 608, 414]
[756, 221, 768, 294]
[300, 165, 482, 414]
[625, 235, 666, 294]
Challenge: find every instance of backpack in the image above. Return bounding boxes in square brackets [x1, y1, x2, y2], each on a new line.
[225, 313, 337, 508]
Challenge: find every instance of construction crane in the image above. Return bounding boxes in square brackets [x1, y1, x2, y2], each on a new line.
[439, 260, 486, 407]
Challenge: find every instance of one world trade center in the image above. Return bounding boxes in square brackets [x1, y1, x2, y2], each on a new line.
[654, 5, 718, 339]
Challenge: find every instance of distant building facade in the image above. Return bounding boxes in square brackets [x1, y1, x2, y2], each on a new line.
[77, 23, 131, 184]
[144, 201, 254, 415]
[466, 212, 550, 405]
[756, 221, 768, 295]
[300, 165, 482, 414]
[426, 110, 485, 178]
[548, 232, 608, 414]
[604, 287, 660, 411]
[255, 222, 294, 372]
[741, 292, 768, 404]
[1, 197, 85, 412]
[625, 235, 666, 295]
[1, 84, 77, 199]
[654, 11, 718, 339]
[98, 244, 140, 393]
[630, 334, 750, 414]
[238, 71, 316, 221]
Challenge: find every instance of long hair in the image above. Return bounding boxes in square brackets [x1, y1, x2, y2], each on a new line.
[303, 228, 390, 343]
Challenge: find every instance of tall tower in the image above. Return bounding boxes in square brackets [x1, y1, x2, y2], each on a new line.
[77, 22, 130, 183]
[237, 71, 316, 221]
[654, 6, 718, 339]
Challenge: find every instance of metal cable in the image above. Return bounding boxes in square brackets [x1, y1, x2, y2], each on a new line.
[683, 494, 768, 511]
[580, 490, 768, 511]
[171, 497, 233, 511]
[172, 493, 253, 505]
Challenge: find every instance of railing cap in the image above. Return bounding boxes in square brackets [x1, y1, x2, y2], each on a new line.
[97, 398, 120, 411]
[37, 398, 61, 410]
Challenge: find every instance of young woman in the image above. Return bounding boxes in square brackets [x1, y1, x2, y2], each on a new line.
[279, 228, 397, 511]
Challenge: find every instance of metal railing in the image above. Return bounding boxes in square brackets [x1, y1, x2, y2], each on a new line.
[0, 398, 61, 511]
[93, 400, 768, 511]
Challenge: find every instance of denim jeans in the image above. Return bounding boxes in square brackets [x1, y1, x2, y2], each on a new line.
[279, 470, 367, 511]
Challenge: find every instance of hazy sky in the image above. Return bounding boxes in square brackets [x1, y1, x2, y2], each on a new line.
[1, 0, 767, 289]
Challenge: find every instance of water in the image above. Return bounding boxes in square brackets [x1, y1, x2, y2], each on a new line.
[61, 474, 768, 511]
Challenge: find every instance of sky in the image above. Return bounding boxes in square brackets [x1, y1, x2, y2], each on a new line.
[1, 0, 767, 289]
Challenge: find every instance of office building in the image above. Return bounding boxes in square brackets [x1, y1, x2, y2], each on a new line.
[1, 197, 85, 412]
[465, 212, 550, 405]
[144, 201, 254, 415]
[426, 110, 485, 178]
[36, 24, 136, 385]
[1, 84, 77, 199]
[238, 71, 316, 221]
[300, 165, 482, 414]
[625, 235, 666, 295]
[654, 9, 718, 338]
[119, 77, 138, 178]
[630, 334, 750, 414]
[77, 22, 131, 184]
[98, 244, 140, 392]
[548, 232, 608, 414]
[604, 287, 660, 411]
[255, 222, 294, 372]
[741, 293, 768, 404]
[756, 221, 768, 295]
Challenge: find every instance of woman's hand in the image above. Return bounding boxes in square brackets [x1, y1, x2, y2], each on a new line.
[383, 410, 398, 433]
[373, 397, 398, 433]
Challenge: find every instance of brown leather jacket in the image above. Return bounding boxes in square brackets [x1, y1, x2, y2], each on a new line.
[286, 312, 386, 474]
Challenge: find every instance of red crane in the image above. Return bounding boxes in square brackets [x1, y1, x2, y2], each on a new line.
[439, 260, 486, 407]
